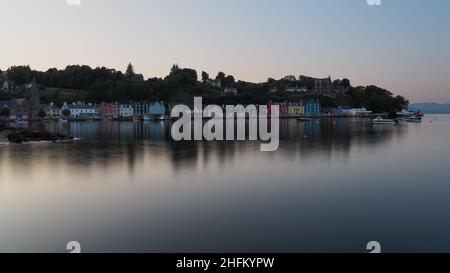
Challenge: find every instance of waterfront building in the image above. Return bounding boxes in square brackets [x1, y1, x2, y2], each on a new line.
[119, 104, 134, 118]
[342, 107, 372, 117]
[149, 102, 166, 117]
[278, 102, 289, 117]
[305, 100, 321, 115]
[288, 102, 305, 116]
[7, 98, 30, 121]
[322, 106, 344, 116]
[132, 102, 149, 117]
[100, 103, 113, 119]
[41, 103, 61, 118]
[62, 102, 99, 118]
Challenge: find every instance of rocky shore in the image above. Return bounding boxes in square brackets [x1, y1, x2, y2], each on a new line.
[0, 128, 74, 144]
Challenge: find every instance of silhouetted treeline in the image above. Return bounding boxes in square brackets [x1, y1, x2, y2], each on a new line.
[2, 64, 408, 112]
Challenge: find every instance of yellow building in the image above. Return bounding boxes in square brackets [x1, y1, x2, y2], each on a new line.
[288, 103, 305, 116]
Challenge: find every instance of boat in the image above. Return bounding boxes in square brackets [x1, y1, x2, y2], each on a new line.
[154, 115, 167, 121]
[58, 118, 68, 123]
[372, 116, 395, 124]
[397, 110, 415, 117]
[143, 115, 151, 121]
[297, 117, 311, 122]
[405, 116, 422, 123]
[415, 111, 424, 118]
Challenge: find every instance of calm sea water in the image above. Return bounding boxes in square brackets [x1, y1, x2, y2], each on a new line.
[1, 115, 450, 253]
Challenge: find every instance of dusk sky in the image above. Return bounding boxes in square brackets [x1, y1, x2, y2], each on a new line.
[2, 0, 450, 103]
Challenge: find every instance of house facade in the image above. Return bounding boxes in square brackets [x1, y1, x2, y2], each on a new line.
[45, 103, 61, 118]
[119, 104, 134, 118]
[224, 87, 238, 95]
[288, 103, 305, 116]
[305, 100, 322, 115]
[315, 77, 333, 93]
[8, 98, 30, 121]
[62, 103, 99, 118]
[149, 102, 166, 116]
[132, 102, 149, 117]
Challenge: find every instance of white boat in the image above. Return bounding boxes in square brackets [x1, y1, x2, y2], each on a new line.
[405, 116, 422, 123]
[372, 116, 395, 124]
[397, 110, 415, 117]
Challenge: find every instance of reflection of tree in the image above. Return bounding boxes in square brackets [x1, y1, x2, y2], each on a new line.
[11, 119, 406, 175]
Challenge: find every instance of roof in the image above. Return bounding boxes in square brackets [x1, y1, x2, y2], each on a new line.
[0, 100, 10, 108]
[65, 104, 96, 110]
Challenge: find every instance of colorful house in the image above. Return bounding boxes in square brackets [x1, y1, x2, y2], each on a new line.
[119, 104, 134, 118]
[288, 102, 304, 117]
[305, 100, 321, 115]
[148, 102, 166, 117]
[133, 102, 149, 117]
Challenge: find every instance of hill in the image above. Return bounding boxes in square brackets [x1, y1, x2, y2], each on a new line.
[409, 103, 450, 114]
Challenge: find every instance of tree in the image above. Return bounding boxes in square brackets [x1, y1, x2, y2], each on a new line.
[223, 75, 235, 87]
[38, 109, 47, 118]
[7, 65, 32, 85]
[283, 75, 297, 82]
[0, 107, 10, 117]
[125, 63, 135, 79]
[215, 72, 226, 82]
[201, 71, 209, 83]
[341, 78, 351, 88]
[62, 109, 71, 117]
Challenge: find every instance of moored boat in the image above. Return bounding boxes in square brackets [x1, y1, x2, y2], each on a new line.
[372, 116, 395, 125]
[405, 116, 422, 123]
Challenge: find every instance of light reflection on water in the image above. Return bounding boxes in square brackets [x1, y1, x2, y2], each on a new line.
[1, 116, 449, 253]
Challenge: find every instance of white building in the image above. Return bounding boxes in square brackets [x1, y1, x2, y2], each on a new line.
[343, 107, 373, 116]
[62, 103, 98, 118]
[207, 79, 222, 88]
[46, 103, 61, 118]
[119, 104, 134, 118]
[286, 86, 307, 93]
[224, 87, 238, 95]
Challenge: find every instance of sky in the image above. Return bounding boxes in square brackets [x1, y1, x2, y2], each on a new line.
[1, 0, 450, 103]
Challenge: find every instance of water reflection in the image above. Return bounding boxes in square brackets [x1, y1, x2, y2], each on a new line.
[3, 117, 430, 253]
[2, 119, 407, 175]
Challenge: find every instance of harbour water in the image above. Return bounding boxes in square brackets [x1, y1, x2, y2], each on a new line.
[1, 115, 450, 253]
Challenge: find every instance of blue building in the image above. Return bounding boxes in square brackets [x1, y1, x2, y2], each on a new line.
[304, 100, 321, 115]
[132, 102, 149, 116]
[148, 102, 166, 117]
